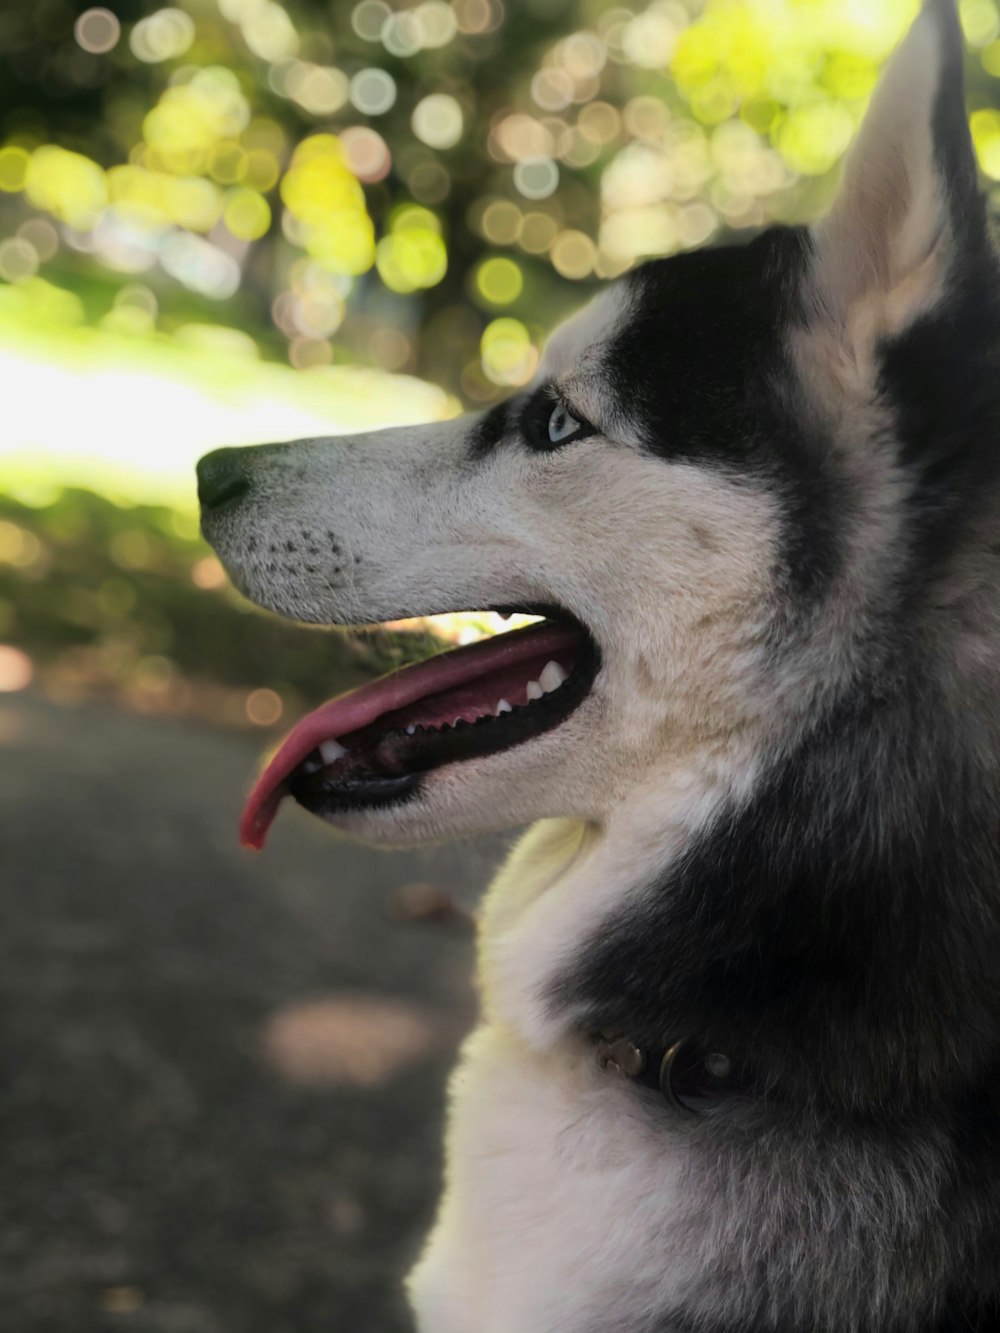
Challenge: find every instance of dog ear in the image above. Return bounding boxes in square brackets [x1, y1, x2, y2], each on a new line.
[808, 0, 984, 343]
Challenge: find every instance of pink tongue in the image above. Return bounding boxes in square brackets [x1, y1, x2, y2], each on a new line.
[240, 620, 581, 851]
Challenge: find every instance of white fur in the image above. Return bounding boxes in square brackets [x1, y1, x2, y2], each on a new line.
[406, 1023, 698, 1333]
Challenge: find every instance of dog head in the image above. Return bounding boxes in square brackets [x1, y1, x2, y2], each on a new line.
[200, 0, 1000, 850]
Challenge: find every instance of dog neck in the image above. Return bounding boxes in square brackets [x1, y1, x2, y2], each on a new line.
[480, 677, 1000, 1116]
[477, 740, 756, 1049]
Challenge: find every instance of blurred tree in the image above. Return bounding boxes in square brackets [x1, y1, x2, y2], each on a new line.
[2, 0, 1000, 404]
[6, 0, 1000, 725]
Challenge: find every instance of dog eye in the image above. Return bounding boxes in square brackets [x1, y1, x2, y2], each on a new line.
[548, 403, 584, 445]
[519, 388, 594, 452]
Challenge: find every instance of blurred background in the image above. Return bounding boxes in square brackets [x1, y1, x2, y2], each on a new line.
[3, 0, 1000, 1328]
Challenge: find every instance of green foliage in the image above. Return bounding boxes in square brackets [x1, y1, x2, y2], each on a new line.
[6, 1, 1000, 720]
[6, 0, 1000, 405]
[0, 488, 443, 725]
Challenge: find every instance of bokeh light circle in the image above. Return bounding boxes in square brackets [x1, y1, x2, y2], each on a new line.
[224, 188, 272, 241]
[382, 11, 423, 57]
[290, 337, 334, 369]
[519, 211, 558, 254]
[481, 200, 521, 245]
[532, 68, 574, 112]
[242, 2, 299, 61]
[513, 156, 559, 200]
[481, 316, 537, 386]
[130, 8, 196, 64]
[412, 94, 464, 150]
[350, 68, 397, 116]
[17, 218, 59, 261]
[579, 101, 621, 145]
[558, 31, 606, 80]
[550, 229, 596, 279]
[339, 126, 391, 183]
[0, 646, 33, 693]
[622, 9, 679, 69]
[246, 688, 283, 725]
[972, 108, 1000, 178]
[287, 64, 350, 116]
[455, 0, 502, 35]
[0, 238, 39, 283]
[964, 0, 1000, 48]
[74, 8, 121, 54]
[0, 147, 30, 193]
[208, 140, 248, 185]
[377, 215, 448, 293]
[415, 1, 458, 48]
[624, 96, 670, 141]
[352, 0, 391, 41]
[475, 256, 523, 305]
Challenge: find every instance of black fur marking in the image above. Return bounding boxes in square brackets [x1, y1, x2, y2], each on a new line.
[652, 1292, 1000, 1333]
[607, 230, 844, 602]
[554, 666, 1000, 1326]
[878, 262, 1000, 583]
[928, 0, 985, 252]
[469, 399, 514, 457]
[553, 671, 1000, 1111]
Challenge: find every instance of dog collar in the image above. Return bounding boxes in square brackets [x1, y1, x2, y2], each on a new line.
[593, 1033, 754, 1114]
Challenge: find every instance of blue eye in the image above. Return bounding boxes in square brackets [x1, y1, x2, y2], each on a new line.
[518, 388, 594, 452]
[548, 403, 582, 444]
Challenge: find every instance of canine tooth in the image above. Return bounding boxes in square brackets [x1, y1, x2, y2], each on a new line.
[495, 699, 512, 715]
[319, 739, 347, 764]
[406, 724, 417, 735]
[526, 680, 543, 702]
[539, 660, 568, 693]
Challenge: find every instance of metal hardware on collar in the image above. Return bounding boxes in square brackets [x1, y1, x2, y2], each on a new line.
[594, 1035, 646, 1079]
[660, 1037, 742, 1113]
[593, 1031, 748, 1115]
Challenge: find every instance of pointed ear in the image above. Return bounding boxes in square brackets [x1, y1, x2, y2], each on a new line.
[810, 0, 985, 342]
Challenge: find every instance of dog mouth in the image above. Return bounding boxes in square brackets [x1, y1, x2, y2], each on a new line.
[240, 608, 599, 849]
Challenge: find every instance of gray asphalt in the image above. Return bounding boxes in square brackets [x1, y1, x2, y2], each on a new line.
[0, 695, 509, 1333]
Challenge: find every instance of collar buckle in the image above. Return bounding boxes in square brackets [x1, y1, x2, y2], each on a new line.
[594, 1031, 746, 1115]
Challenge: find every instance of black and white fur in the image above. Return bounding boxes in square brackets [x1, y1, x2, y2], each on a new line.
[200, 4, 1000, 1327]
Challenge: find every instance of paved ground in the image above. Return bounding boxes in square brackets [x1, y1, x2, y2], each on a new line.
[0, 695, 508, 1333]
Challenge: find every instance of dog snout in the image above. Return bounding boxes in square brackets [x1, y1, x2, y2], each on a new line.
[197, 447, 253, 513]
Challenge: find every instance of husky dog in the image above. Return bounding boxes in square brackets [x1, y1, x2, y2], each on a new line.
[198, 3, 1000, 1328]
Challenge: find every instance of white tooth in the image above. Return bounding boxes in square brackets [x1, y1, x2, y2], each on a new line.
[452, 717, 463, 727]
[495, 698, 512, 715]
[526, 680, 543, 702]
[539, 660, 568, 694]
[406, 724, 417, 735]
[319, 739, 347, 764]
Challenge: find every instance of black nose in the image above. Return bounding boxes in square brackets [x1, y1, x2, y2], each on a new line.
[197, 447, 252, 511]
